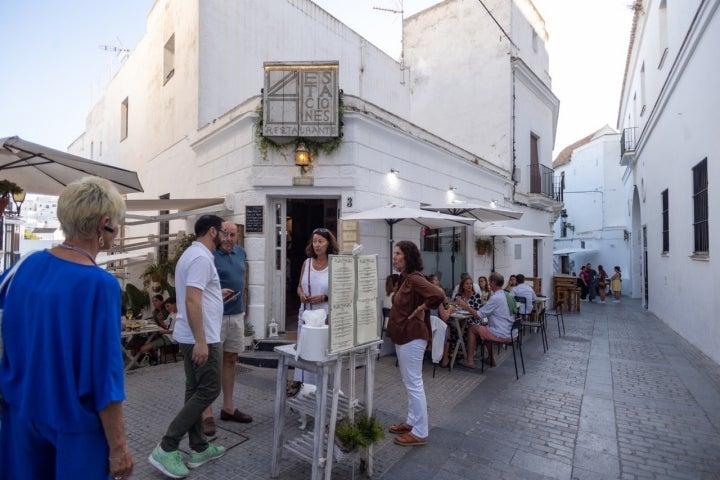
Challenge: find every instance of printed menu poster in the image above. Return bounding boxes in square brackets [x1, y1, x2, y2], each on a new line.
[328, 254, 381, 354]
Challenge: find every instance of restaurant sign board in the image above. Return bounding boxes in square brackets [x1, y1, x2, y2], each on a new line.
[262, 61, 339, 139]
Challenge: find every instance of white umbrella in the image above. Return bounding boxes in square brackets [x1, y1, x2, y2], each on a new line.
[422, 201, 523, 286]
[341, 205, 476, 273]
[421, 201, 523, 222]
[474, 222, 551, 271]
[0, 136, 144, 195]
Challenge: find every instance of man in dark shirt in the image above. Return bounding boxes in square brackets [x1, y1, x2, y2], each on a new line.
[585, 263, 598, 302]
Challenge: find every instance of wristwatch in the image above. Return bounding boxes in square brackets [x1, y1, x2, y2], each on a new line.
[323, 294, 328, 302]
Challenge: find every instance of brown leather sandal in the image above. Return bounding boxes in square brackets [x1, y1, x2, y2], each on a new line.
[388, 422, 412, 434]
[393, 432, 428, 446]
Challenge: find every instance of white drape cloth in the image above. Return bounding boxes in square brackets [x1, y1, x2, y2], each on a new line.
[429, 316, 447, 364]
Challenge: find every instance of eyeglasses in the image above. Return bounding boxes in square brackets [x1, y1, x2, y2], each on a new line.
[103, 225, 117, 233]
[313, 228, 330, 234]
[218, 228, 230, 237]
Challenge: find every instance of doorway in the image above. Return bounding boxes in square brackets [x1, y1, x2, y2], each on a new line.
[276, 198, 338, 334]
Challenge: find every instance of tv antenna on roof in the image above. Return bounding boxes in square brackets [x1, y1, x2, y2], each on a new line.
[99, 37, 130, 62]
[373, 1, 405, 83]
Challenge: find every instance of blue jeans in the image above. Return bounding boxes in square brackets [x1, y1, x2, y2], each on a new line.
[160, 343, 222, 452]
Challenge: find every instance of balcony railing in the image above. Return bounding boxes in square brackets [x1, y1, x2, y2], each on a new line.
[529, 164, 556, 199]
[620, 127, 637, 166]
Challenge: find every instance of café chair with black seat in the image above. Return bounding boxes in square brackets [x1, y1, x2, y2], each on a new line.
[513, 296, 528, 320]
[520, 307, 548, 352]
[545, 300, 566, 336]
[480, 318, 525, 380]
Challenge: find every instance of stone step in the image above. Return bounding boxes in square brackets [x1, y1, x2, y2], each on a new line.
[237, 337, 294, 368]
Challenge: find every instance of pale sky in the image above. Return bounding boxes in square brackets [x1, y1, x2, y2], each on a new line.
[0, 0, 632, 158]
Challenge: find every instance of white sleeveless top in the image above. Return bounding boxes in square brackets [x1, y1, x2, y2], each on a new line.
[299, 257, 329, 315]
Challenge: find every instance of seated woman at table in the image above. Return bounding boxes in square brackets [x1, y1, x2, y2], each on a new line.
[451, 276, 483, 368]
[150, 293, 169, 327]
[427, 274, 455, 367]
[504, 274, 517, 292]
[139, 297, 178, 363]
[450, 272, 479, 298]
[477, 275, 491, 303]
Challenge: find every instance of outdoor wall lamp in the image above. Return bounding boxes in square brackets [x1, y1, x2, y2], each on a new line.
[448, 186, 457, 191]
[390, 168, 399, 176]
[12, 190, 26, 216]
[295, 142, 311, 174]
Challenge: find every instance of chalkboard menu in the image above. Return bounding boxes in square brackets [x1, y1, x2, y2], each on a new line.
[245, 205, 263, 233]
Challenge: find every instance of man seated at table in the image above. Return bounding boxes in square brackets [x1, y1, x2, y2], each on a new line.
[139, 297, 178, 365]
[463, 272, 514, 368]
[510, 274, 537, 318]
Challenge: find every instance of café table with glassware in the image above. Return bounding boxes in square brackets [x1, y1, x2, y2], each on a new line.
[120, 317, 163, 371]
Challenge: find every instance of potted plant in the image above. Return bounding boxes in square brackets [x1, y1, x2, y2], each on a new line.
[244, 320, 255, 350]
[333, 414, 385, 460]
[0, 179, 23, 213]
[122, 283, 150, 319]
[475, 237, 494, 255]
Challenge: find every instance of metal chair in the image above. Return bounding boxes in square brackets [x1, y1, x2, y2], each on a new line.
[480, 319, 525, 380]
[544, 300, 566, 336]
[520, 307, 548, 352]
[513, 295, 528, 320]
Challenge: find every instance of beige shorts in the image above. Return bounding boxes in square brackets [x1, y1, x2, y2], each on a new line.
[220, 312, 245, 353]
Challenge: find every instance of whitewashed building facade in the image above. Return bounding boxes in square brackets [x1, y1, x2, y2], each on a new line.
[551, 126, 632, 294]
[70, 0, 560, 338]
[618, 0, 720, 363]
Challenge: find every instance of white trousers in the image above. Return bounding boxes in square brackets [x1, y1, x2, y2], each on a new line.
[395, 339, 429, 438]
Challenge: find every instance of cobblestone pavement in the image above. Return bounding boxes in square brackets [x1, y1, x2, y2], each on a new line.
[124, 298, 720, 479]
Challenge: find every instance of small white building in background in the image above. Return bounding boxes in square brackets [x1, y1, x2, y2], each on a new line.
[618, 0, 720, 363]
[551, 126, 631, 294]
[69, 0, 561, 338]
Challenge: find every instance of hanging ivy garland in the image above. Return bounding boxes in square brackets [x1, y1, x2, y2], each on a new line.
[254, 93, 344, 161]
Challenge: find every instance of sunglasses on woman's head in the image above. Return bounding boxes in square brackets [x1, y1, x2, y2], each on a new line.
[313, 228, 329, 234]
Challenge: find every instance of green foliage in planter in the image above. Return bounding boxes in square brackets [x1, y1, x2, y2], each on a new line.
[254, 95, 344, 161]
[123, 283, 149, 318]
[0, 179, 23, 198]
[334, 414, 385, 453]
[244, 320, 255, 337]
[334, 419, 365, 453]
[355, 414, 385, 445]
[475, 237, 494, 255]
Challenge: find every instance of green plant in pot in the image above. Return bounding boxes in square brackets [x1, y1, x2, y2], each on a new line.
[475, 237, 494, 256]
[0, 179, 23, 213]
[334, 415, 385, 454]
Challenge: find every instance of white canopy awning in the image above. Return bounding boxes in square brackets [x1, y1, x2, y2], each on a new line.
[553, 248, 597, 255]
[123, 197, 228, 225]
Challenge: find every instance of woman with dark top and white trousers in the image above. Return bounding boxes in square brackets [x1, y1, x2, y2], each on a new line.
[385, 241, 444, 447]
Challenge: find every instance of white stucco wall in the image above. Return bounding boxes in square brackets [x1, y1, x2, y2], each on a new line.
[69, 0, 560, 337]
[618, 0, 720, 363]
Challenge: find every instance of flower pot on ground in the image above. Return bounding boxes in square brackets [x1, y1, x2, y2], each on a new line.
[333, 415, 385, 459]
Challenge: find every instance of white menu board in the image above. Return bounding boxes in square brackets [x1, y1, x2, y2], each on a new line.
[328, 254, 381, 354]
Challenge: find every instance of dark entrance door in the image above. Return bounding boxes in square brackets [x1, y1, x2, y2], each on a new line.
[284, 198, 338, 333]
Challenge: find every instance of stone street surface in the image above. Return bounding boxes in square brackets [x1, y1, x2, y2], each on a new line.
[125, 298, 720, 479]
